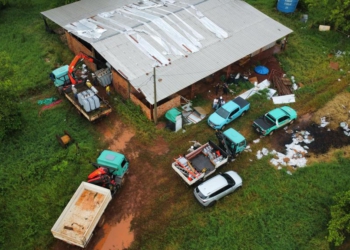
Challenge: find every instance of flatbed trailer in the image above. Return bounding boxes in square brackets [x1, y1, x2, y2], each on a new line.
[51, 182, 112, 248]
[172, 140, 228, 186]
[64, 84, 112, 122]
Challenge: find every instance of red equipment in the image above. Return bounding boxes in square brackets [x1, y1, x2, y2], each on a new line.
[87, 166, 120, 195]
[68, 52, 102, 85]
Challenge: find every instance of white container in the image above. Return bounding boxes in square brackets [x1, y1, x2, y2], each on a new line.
[87, 97, 96, 111]
[91, 86, 98, 94]
[92, 95, 100, 109]
[82, 99, 91, 112]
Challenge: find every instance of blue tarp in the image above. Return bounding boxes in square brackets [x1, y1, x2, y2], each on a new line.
[255, 66, 269, 75]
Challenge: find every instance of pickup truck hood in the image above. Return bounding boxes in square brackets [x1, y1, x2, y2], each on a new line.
[208, 112, 225, 126]
[253, 116, 274, 130]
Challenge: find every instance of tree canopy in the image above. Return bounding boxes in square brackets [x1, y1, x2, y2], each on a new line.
[328, 190, 350, 246]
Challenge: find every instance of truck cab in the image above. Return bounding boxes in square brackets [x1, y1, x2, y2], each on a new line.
[97, 150, 129, 178]
[216, 128, 246, 158]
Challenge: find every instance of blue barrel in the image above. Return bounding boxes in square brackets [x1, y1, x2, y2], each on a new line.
[277, 0, 299, 13]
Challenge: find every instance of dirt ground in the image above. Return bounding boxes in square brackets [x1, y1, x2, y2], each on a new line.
[51, 46, 350, 250]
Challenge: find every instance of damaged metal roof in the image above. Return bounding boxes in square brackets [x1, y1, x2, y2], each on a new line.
[42, 0, 293, 105]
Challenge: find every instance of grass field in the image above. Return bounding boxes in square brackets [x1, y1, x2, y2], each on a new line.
[0, 0, 350, 249]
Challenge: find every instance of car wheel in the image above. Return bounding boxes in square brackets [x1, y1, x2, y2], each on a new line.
[236, 186, 242, 192]
[269, 131, 274, 136]
[241, 111, 246, 117]
[207, 201, 217, 207]
[290, 119, 295, 125]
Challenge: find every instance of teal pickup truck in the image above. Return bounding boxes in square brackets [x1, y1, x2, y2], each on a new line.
[208, 96, 250, 130]
[253, 106, 297, 136]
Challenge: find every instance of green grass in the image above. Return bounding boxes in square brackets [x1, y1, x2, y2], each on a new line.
[1, 0, 350, 249]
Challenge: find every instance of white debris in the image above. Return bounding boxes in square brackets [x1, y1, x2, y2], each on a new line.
[256, 150, 263, 159]
[262, 148, 269, 155]
[320, 117, 329, 127]
[286, 171, 292, 175]
[340, 122, 350, 136]
[259, 129, 315, 169]
[272, 94, 296, 104]
[253, 139, 260, 143]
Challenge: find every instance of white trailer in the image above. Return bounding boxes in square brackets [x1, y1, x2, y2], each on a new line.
[51, 182, 112, 248]
[172, 141, 228, 186]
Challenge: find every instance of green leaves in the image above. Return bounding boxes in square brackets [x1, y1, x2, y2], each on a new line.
[327, 190, 350, 246]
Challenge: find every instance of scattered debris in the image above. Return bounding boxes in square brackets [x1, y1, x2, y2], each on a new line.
[253, 139, 260, 143]
[238, 79, 270, 99]
[340, 122, 350, 136]
[272, 94, 295, 104]
[256, 129, 314, 169]
[320, 117, 330, 127]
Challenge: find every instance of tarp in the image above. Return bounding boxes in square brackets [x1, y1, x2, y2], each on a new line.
[255, 66, 269, 75]
[165, 108, 181, 123]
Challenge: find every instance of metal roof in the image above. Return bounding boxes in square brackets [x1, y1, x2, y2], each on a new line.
[42, 0, 293, 105]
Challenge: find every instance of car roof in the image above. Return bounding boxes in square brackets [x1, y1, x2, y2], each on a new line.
[198, 174, 227, 196]
[223, 128, 245, 144]
[221, 100, 239, 112]
[268, 107, 287, 119]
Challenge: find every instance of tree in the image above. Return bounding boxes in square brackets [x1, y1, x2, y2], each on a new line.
[304, 0, 350, 32]
[327, 190, 350, 246]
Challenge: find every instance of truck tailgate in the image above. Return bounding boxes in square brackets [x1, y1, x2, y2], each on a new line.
[51, 182, 112, 248]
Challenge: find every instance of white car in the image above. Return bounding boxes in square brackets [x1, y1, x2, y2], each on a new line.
[194, 171, 242, 207]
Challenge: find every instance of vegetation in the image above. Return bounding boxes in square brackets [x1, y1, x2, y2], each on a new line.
[0, 0, 350, 250]
[328, 190, 350, 246]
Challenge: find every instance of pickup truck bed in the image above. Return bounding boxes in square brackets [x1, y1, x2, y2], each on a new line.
[51, 182, 112, 248]
[172, 141, 228, 186]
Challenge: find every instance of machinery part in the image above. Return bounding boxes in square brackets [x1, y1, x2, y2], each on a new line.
[68, 52, 105, 86]
[56, 130, 73, 148]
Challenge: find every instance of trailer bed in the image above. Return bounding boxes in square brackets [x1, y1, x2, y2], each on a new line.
[64, 84, 112, 122]
[51, 182, 112, 248]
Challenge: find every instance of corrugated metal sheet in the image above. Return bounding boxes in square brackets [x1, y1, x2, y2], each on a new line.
[42, 0, 292, 105]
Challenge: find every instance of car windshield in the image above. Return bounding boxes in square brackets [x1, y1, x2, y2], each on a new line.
[216, 107, 229, 119]
[195, 187, 207, 199]
[264, 114, 276, 125]
[221, 173, 235, 185]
